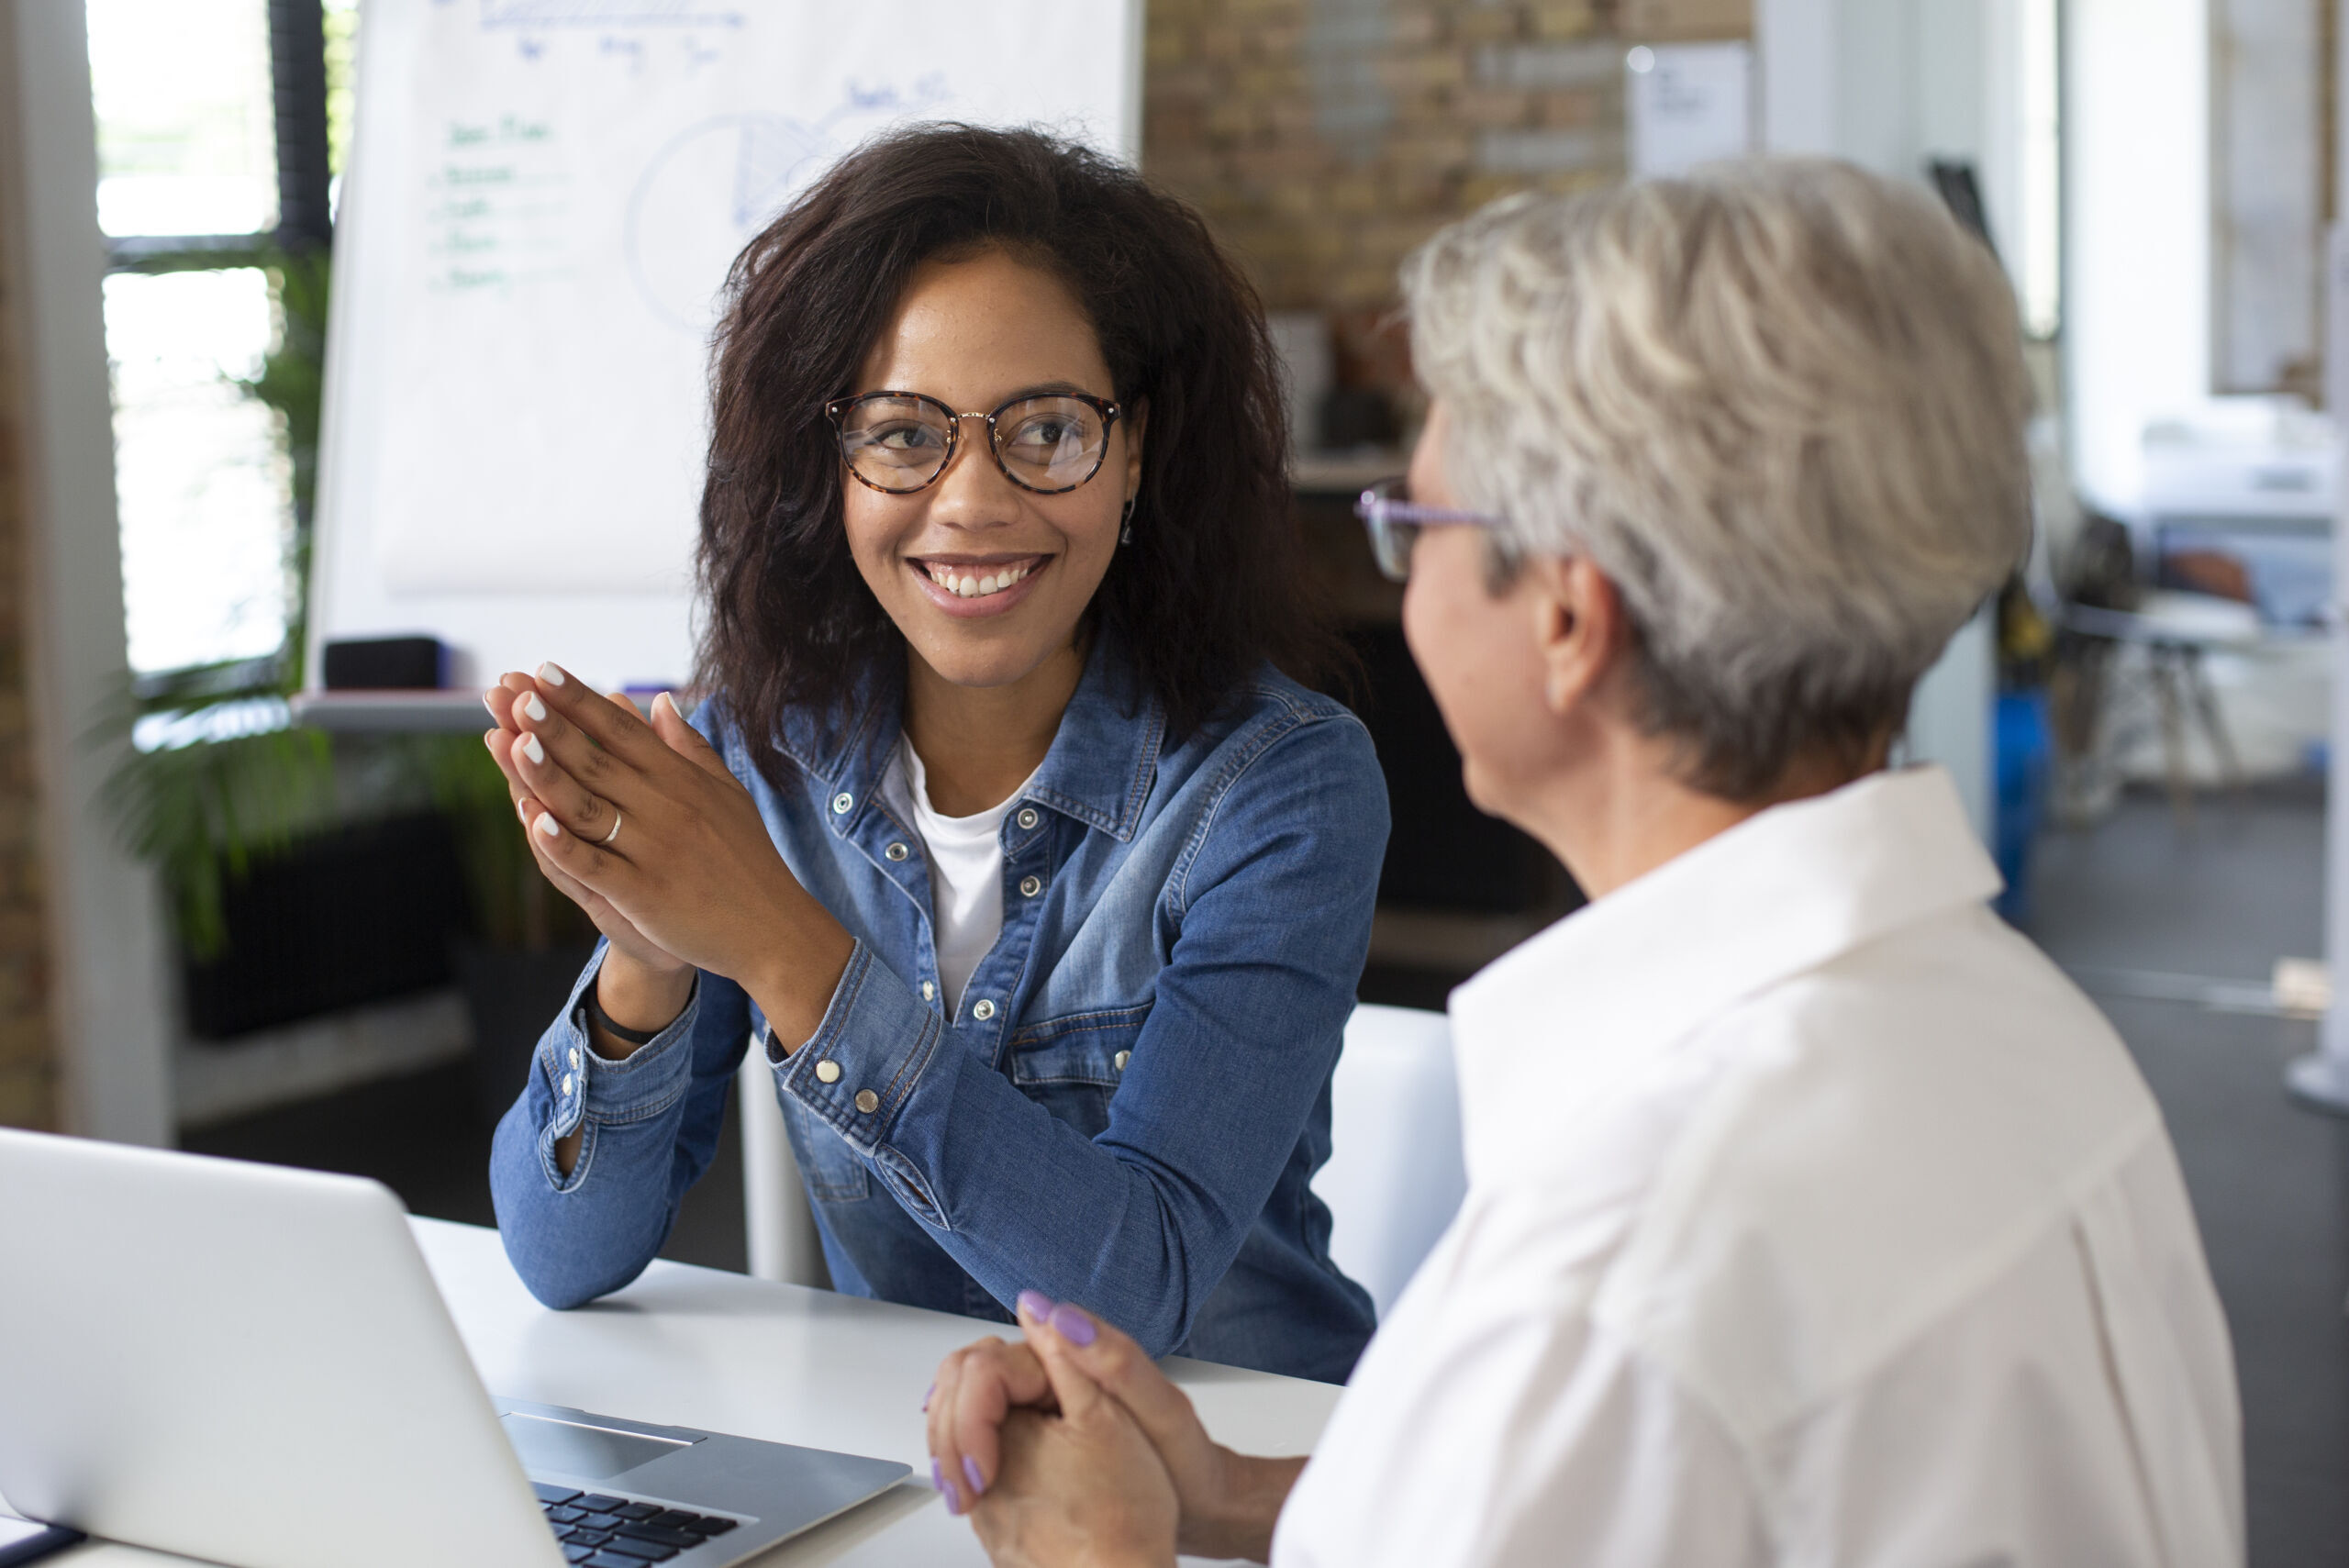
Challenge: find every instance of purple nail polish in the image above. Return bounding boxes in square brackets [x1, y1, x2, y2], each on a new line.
[922, 1382, 935, 1412]
[1050, 1304, 1097, 1346]
[930, 1457, 943, 1492]
[1016, 1288, 1054, 1320]
[963, 1454, 985, 1496]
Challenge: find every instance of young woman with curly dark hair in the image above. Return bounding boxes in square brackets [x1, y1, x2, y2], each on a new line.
[482, 124, 1387, 1392]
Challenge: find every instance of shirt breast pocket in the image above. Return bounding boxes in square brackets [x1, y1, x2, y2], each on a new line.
[1008, 1004, 1148, 1139]
[774, 1080, 872, 1203]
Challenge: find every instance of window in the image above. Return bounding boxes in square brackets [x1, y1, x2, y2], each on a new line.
[103, 267, 289, 674]
[84, 0, 338, 679]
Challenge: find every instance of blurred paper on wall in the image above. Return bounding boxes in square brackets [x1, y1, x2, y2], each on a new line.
[1626, 40, 1753, 179]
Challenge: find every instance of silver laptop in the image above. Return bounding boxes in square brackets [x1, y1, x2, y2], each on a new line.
[0, 1129, 908, 1568]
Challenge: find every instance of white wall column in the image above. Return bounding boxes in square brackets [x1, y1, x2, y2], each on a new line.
[1756, 0, 2015, 842]
[0, 4, 172, 1144]
[2294, 29, 2349, 1107]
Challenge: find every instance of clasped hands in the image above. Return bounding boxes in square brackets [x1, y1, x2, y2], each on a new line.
[926, 1295, 1306, 1568]
[483, 665, 852, 1046]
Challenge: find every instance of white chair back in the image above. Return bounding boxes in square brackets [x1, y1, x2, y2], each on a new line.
[744, 1006, 1473, 1318]
[739, 1049, 829, 1286]
[1317, 1004, 1467, 1319]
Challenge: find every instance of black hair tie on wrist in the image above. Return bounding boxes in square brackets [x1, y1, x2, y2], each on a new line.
[585, 984, 661, 1047]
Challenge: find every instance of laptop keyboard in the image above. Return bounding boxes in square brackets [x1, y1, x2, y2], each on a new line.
[531, 1483, 740, 1564]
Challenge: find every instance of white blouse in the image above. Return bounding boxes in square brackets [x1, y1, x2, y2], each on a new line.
[882, 737, 1037, 1018]
[1274, 767, 2243, 1567]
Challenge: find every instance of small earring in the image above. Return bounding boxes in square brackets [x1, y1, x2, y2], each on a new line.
[1119, 498, 1135, 547]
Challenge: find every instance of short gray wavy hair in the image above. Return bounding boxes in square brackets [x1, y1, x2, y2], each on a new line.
[1401, 159, 2031, 798]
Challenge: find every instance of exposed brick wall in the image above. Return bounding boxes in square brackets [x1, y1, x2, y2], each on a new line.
[0, 232, 54, 1130]
[1142, 0, 1752, 396]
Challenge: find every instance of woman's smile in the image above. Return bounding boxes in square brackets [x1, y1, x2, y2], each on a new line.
[907, 551, 1054, 617]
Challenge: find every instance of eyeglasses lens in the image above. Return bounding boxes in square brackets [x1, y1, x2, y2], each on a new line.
[1360, 481, 1418, 583]
[837, 395, 1108, 494]
[1373, 519, 1418, 583]
[837, 396, 953, 493]
[993, 396, 1108, 489]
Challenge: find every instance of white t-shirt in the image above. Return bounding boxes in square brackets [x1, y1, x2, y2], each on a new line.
[1273, 767, 2242, 1567]
[881, 736, 1037, 1018]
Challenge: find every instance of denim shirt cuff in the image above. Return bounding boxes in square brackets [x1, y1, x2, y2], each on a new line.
[540, 950, 703, 1140]
[771, 940, 943, 1153]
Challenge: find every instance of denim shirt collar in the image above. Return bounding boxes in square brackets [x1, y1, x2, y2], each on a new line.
[772, 635, 1164, 844]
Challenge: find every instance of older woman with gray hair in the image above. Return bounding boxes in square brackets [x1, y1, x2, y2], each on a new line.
[918, 159, 2243, 1568]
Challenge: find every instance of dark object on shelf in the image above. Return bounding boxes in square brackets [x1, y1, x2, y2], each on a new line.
[454, 939, 598, 1126]
[324, 636, 447, 690]
[1928, 158, 1998, 257]
[1351, 625, 1575, 915]
[182, 813, 470, 1039]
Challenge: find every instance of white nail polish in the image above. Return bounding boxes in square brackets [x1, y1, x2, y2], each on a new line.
[522, 733, 545, 764]
[516, 798, 529, 825]
[537, 662, 567, 686]
[525, 693, 547, 722]
[536, 812, 562, 839]
[655, 691, 676, 718]
[482, 692, 497, 717]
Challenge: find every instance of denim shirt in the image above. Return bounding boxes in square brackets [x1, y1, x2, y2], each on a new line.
[488, 643, 1388, 1383]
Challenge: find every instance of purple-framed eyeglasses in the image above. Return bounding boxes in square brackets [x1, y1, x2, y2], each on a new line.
[1354, 478, 1509, 583]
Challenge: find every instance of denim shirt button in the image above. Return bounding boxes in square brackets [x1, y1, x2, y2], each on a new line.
[568, 1047, 581, 1070]
[921, 981, 936, 1002]
[1019, 874, 1042, 898]
[972, 998, 996, 1021]
[561, 1072, 575, 1095]
[815, 1059, 843, 1084]
[1016, 807, 1039, 830]
[885, 841, 909, 862]
[854, 1089, 880, 1114]
[830, 791, 853, 815]
[1114, 1051, 1131, 1071]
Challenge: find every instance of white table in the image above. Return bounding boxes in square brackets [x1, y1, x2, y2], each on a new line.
[62, 1218, 1344, 1567]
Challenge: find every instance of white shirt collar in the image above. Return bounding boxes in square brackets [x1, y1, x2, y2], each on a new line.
[1447, 765, 2002, 1189]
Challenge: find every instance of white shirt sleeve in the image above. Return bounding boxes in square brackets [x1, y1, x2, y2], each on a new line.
[1272, 1294, 1768, 1568]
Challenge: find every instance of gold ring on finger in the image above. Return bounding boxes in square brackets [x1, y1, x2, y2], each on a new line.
[600, 810, 622, 846]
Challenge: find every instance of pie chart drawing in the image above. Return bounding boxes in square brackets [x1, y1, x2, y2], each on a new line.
[624, 112, 839, 332]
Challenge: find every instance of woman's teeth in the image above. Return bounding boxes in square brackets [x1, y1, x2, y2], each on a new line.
[923, 561, 1036, 598]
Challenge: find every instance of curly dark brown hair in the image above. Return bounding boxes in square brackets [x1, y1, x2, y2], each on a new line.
[696, 123, 1342, 783]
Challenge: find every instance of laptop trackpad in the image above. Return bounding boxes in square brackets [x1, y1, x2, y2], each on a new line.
[500, 1411, 695, 1480]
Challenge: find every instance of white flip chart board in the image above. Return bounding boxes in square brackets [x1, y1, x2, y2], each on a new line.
[308, 0, 1141, 706]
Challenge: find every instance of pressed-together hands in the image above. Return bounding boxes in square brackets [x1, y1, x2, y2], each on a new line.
[927, 1295, 1308, 1567]
[493, 670, 1288, 1562]
[483, 665, 852, 1049]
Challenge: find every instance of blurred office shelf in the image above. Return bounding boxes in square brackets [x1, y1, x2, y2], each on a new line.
[170, 811, 479, 1131]
[1292, 475, 1581, 980]
[1367, 904, 1561, 973]
[180, 812, 471, 1038]
[174, 986, 471, 1130]
[451, 939, 598, 1126]
[1290, 449, 1406, 496]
